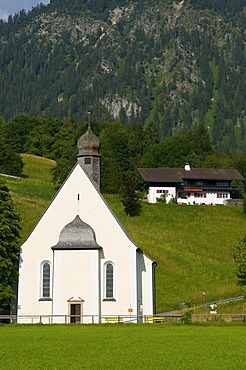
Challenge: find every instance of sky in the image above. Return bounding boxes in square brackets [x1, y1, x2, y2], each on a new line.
[0, 0, 50, 21]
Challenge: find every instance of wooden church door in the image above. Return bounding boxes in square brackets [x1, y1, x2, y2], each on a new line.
[69, 303, 83, 323]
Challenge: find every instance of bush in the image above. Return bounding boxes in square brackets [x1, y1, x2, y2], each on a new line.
[181, 310, 193, 325]
[156, 193, 166, 204]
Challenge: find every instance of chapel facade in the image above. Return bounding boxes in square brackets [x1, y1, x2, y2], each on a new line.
[17, 129, 156, 323]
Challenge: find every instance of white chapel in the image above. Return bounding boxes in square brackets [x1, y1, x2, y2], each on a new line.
[17, 129, 156, 323]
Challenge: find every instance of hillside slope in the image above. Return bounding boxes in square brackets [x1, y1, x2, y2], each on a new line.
[2, 154, 246, 312]
[0, 0, 245, 152]
[2, 154, 57, 241]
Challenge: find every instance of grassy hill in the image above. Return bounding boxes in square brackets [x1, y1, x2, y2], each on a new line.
[2, 154, 57, 242]
[2, 154, 246, 312]
[106, 196, 246, 312]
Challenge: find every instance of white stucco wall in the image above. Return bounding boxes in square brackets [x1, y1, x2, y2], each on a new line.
[177, 191, 230, 205]
[141, 254, 154, 315]
[147, 185, 230, 205]
[147, 186, 176, 204]
[52, 249, 100, 323]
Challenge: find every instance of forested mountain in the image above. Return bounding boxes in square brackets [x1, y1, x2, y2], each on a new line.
[0, 0, 245, 153]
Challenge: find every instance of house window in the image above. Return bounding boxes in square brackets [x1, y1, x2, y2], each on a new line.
[40, 261, 51, 299]
[217, 193, 228, 198]
[103, 262, 115, 301]
[216, 181, 229, 187]
[196, 181, 203, 186]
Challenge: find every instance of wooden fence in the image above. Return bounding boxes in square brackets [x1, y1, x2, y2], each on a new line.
[0, 313, 245, 324]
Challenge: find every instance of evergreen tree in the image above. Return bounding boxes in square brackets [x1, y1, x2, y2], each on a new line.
[121, 172, 141, 217]
[144, 121, 160, 148]
[99, 121, 130, 193]
[51, 116, 79, 186]
[186, 122, 214, 164]
[0, 116, 23, 177]
[0, 180, 21, 311]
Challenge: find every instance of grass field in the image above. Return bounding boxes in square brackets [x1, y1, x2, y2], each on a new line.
[0, 324, 245, 369]
[2, 154, 246, 312]
[2, 154, 57, 242]
[105, 196, 246, 312]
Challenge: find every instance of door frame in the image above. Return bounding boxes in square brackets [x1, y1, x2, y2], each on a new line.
[68, 298, 84, 323]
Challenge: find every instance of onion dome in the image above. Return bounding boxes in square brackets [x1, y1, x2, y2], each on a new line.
[77, 129, 100, 156]
[52, 215, 101, 250]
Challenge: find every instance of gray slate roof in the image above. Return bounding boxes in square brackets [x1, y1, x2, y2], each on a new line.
[52, 215, 101, 250]
[138, 167, 244, 183]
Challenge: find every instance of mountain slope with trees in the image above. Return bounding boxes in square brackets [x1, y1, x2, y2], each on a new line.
[0, 0, 245, 153]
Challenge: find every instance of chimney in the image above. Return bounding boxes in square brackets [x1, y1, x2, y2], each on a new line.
[184, 163, 191, 171]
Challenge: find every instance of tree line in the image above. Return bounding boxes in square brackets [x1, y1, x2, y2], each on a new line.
[1, 113, 246, 196]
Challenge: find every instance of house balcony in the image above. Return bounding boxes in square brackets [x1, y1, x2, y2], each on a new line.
[180, 185, 236, 192]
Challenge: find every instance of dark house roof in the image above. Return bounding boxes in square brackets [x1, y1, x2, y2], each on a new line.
[138, 167, 244, 184]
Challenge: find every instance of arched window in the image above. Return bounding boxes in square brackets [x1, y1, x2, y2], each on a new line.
[41, 261, 51, 298]
[106, 263, 114, 298]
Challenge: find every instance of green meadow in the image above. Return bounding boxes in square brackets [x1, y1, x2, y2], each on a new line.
[3, 154, 57, 242]
[2, 154, 246, 312]
[0, 324, 245, 369]
[106, 196, 246, 312]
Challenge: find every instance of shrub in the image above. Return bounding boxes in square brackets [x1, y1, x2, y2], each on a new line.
[181, 310, 193, 325]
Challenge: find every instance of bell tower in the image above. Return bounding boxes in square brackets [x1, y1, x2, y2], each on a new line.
[77, 128, 101, 191]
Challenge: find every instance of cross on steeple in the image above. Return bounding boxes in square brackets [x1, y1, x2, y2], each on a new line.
[88, 111, 91, 130]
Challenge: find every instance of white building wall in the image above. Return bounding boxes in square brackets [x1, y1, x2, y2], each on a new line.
[141, 255, 154, 315]
[148, 186, 176, 204]
[100, 247, 137, 317]
[52, 249, 100, 323]
[147, 185, 230, 206]
[177, 191, 230, 205]
[18, 252, 53, 320]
